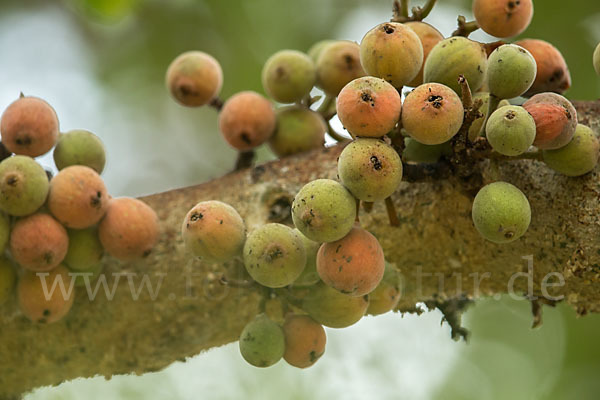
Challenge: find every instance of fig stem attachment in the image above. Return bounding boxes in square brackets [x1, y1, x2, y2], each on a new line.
[458, 75, 473, 109]
[327, 121, 348, 143]
[234, 150, 256, 171]
[400, 0, 410, 18]
[452, 16, 480, 37]
[385, 197, 400, 227]
[392, 0, 410, 21]
[412, 0, 437, 21]
[209, 96, 224, 111]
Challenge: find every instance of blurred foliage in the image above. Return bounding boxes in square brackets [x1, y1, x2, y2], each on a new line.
[56, 0, 600, 101]
[67, 0, 141, 21]
[1, 0, 600, 399]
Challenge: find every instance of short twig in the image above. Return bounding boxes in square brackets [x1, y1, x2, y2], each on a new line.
[451, 76, 483, 156]
[452, 16, 479, 37]
[234, 150, 256, 171]
[458, 75, 473, 109]
[391, 0, 409, 22]
[327, 121, 348, 143]
[389, 125, 406, 156]
[308, 95, 322, 107]
[484, 40, 507, 56]
[400, 0, 409, 18]
[300, 94, 312, 108]
[209, 97, 224, 111]
[392, 0, 436, 22]
[385, 197, 400, 227]
[448, 75, 486, 178]
[411, 0, 437, 21]
[0, 143, 12, 163]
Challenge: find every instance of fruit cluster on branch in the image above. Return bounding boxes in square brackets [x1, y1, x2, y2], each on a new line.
[0, 95, 160, 324]
[163, 0, 600, 369]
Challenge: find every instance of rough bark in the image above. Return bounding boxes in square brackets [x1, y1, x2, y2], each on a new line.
[1, 101, 600, 399]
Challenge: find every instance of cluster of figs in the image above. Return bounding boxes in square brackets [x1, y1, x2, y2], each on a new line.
[0, 95, 160, 324]
[170, 0, 600, 368]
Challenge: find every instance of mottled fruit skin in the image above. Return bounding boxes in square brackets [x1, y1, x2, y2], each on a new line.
[315, 40, 366, 96]
[336, 77, 401, 138]
[219, 91, 276, 151]
[243, 223, 306, 288]
[359, 22, 424, 88]
[402, 137, 451, 163]
[594, 43, 600, 77]
[166, 51, 223, 107]
[402, 83, 464, 145]
[487, 44, 537, 99]
[523, 92, 577, 150]
[472, 182, 531, 244]
[182, 200, 246, 262]
[292, 229, 321, 286]
[317, 226, 385, 297]
[64, 228, 104, 271]
[473, 0, 533, 38]
[53, 129, 106, 174]
[268, 107, 326, 157]
[0, 96, 59, 157]
[291, 179, 356, 243]
[99, 197, 160, 261]
[0, 155, 49, 216]
[261, 50, 316, 103]
[0, 212, 9, 253]
[10, 213, 69, 272]
[338, 138, 402, 202]
[17, 265, 75, 323]
[48, 165, 109, 229]
[405, 21, 444, 87]
[239, 313, 285, 368]
[299, 281, 369, 328]
[367, 261, 403, 316]
[485, 105, 536, 156]
[543, 124, 600, 177]
[524, 103, 569, 149]
[0, 258, 17, 305]
[515, 39, 571, 97]
[283, 314, 326, 368]
[307, 40, 335, 62]
[424, 37, 488, 94]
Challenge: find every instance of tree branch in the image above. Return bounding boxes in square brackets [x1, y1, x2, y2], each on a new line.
[2, 102, 600, 399]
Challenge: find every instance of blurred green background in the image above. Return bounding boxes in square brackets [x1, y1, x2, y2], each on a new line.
[1, 0, 599, 399]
